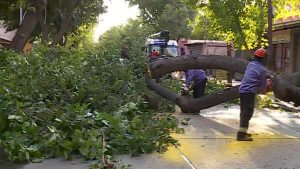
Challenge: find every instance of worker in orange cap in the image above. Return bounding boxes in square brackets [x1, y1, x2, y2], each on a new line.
[237, 48, 271, 141]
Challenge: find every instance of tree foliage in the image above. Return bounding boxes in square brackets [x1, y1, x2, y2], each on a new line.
[98, 19, 154, 63]
[0, 0, 23, 30]
[157, 4, 193, 38]
[193, 0, 267, 50]
[0, 40, 182, 165]
[0, 15, 191, 165]
[0, 0, 105, 50]
[273, 0, 300, 19]
[126, 0, 194, 38]
[184, 0, 300, 50]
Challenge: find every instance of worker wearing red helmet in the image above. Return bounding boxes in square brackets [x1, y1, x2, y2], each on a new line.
[237, 48, 269, 141]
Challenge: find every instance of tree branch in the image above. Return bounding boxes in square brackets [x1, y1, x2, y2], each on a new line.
[147, 56, 300, 109]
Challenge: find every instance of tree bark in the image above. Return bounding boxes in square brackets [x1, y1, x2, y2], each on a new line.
[146, 77, 240, 112]
[273, 78, 300, 107]
[280, 72, 300, 87]
[9, 11, 38, 52]
[273, 72, 300, 106]
[37, 6, 49, 43]
[148, 55, 248, 79]
[9, 0, 47, 52]
[267, 0, 274, 70]
[51, 0, 76, 47]
[147, 56, 300, 111]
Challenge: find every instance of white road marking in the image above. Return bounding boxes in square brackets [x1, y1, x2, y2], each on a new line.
[175, 146, 198, 169]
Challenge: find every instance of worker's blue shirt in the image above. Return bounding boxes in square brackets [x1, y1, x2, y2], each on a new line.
[239, 60, 267, 94]
[186, 69, 207, 88]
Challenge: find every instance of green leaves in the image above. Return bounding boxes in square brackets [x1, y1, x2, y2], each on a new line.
[187, 0, 300, 50]
[8, 115, 24, 123]
[126, 0, 194, 39]
[1, 0, 105, 46]
[209, 0, 267, 50]
[273, 0, 300, 20]
[0, 43, 182, 165]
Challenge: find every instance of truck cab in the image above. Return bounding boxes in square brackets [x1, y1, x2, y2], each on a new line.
[145, 30, 178, 62]
[145, 38, 178, 62]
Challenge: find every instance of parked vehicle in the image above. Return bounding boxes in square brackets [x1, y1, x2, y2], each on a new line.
[145, 39, 178, 58]
[145, 30, 178, 62]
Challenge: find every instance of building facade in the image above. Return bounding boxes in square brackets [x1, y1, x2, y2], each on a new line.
[273, 15, 300, 73]
[0, 24, 16, 48]
[177, 38, 230, 56]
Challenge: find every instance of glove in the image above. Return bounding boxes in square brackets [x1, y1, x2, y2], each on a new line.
[266, 79, 273, 92]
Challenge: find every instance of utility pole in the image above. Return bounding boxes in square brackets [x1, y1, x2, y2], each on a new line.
[267, 0, 274, 70]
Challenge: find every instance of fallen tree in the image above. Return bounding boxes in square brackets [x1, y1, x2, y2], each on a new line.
[146, 56, 300, 111]
[277, 71, 300, 87]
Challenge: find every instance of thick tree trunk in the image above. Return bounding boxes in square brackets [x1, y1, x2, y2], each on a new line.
[37, 7, 49, 43]
[267, 0, 274, 70]
[51, 0, 76, 47]
[280, 72, 300, 87]
[147, 56, 300, 111]
[146, 77, 240, 112]
[51, 17, 72, 46]
[148, 56, 248, 79]
[9, 11, 38, 52]
[273, 72, 300, 106]
[9, 0, 47, 52]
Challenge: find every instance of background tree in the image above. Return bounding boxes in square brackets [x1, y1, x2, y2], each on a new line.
[0, 0, 105, 52]
[273, 0, 300, 19]
[66, 23, 96, 49]
[189, 9, 220, 40]
[192, 0, 268, 50]
[184, 0, 300, 50]
[1, 0, 45, 52]
[98, 19, 155, 62]
[126, 0, 194, 39]
[0, 0, 25, 30]
[157, 4, 193, 38]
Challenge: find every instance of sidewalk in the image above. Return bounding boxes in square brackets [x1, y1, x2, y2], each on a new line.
[1, 104, 300, 169]
[117, 104, 300, 169]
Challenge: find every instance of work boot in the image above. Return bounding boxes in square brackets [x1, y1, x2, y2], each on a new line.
[236, 132, 253, 141]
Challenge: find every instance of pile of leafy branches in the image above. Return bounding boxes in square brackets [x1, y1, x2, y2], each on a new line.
[256, 93, 274, 108]
[0, 45, 182, 166]
[205, 79, 226, 95]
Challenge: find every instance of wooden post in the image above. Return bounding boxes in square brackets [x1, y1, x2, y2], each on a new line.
[267, 0, 274, 70]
